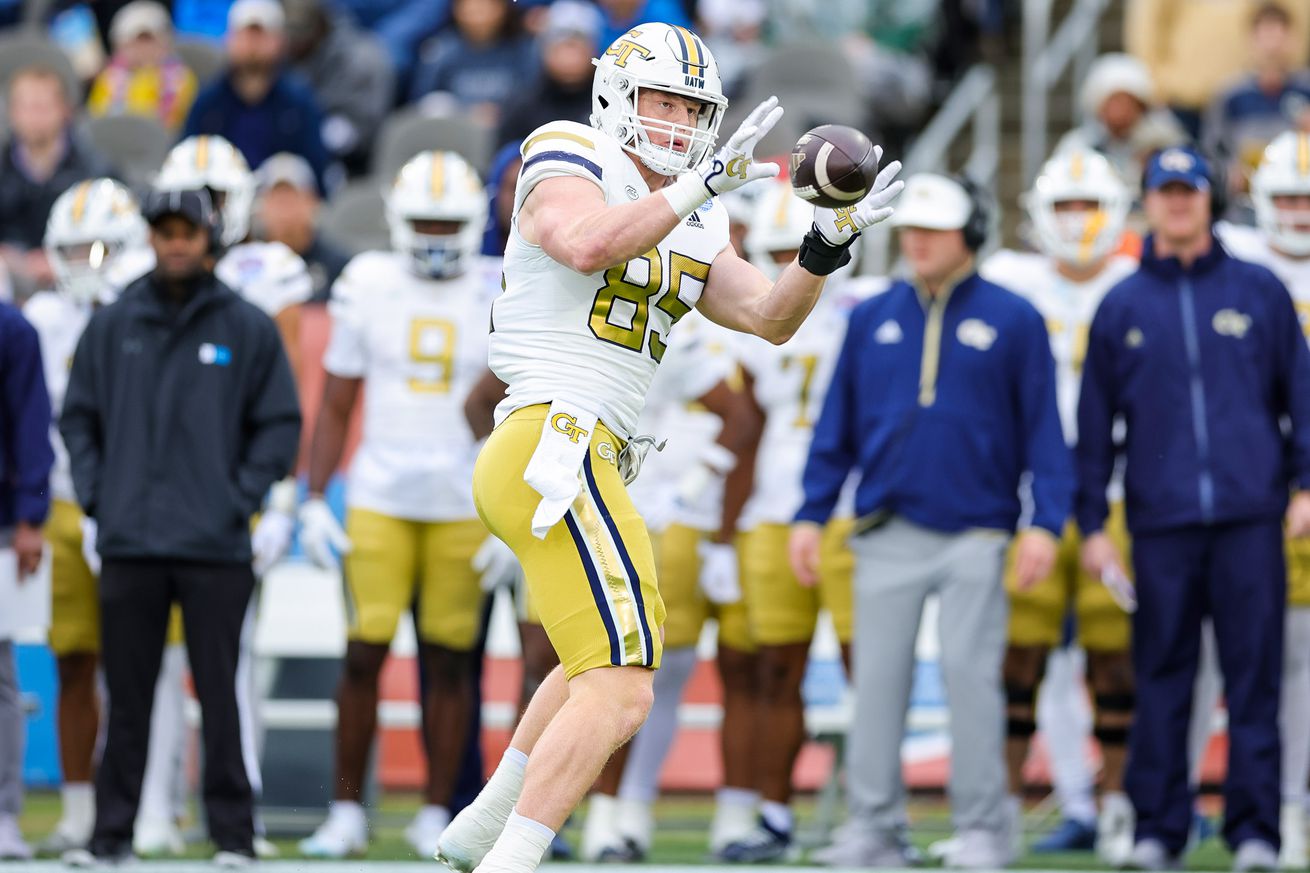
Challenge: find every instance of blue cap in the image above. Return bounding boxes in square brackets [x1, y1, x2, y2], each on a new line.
[1144, 146, 1211, 192]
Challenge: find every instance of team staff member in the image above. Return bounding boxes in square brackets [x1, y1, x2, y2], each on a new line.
[0, 299, 53, 861]
[1078, 146, 1310, 872]
[793, 173, 1072, 869]
[60, 189, 301, 867]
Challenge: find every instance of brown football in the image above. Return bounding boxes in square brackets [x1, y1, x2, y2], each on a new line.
[790, 125, 878, 209]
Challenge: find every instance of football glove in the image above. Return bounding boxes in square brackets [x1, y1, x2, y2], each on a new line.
[697, 540, 741, 605]
[472, 535, 521, 592]
[299, 498, 351, 570]
[663, 96, 784, 218]
[811, 147, 904, 247]
[80, 517, 101, 576]
[251, 509, 295, 576]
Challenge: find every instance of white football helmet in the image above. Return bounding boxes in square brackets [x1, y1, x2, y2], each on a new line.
[44, 178, 146, 304]
[386, 150, 487, 280]
[591, 23, 728, 176]
[745, 179, 813, 280]
[1252, 131, 1310, 256]
[1027, 149, 1129, 267]
[156, 135, 255, 247]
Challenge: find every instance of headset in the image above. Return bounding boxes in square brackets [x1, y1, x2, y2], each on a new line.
[1139, 145, 1227, 220]
[954, 174, 992, 252]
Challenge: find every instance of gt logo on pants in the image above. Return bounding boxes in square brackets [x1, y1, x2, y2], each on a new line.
[551, 412, 589, 443]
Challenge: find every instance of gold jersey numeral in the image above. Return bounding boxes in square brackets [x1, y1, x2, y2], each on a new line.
[407, 317, 456, 393]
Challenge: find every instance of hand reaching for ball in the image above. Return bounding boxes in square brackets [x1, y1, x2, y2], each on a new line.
[699, 95, 785, 196]
[811, 148, 904, 246]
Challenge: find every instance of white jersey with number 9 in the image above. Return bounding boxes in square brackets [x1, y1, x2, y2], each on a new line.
[489, 120, 731, 439]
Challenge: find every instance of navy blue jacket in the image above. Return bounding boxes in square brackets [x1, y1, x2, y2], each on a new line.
[184, 72, 330, 194]
[797, 273, 1074, 536]
[0, 302, 53, 528]
[1076, 234, 1310, 536]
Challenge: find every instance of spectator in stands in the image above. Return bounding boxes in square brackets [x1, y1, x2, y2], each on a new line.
[496, 1, 600, 147]
[253, 153, 349, 303]
[87, 2, 198, 132]
[1056, 54, 1187, 191]
[793, 174, 1071, 869]
[1204, 2, 1310, 195]
[1126, 0, 1310, 139]
[1077, 145, 1310, 871]
[184, 0, 332, 194]
[696, 0, 766, 97]
[60, 188, 300, 867]
[284, 0, 395, 174]
[0, 67, 113, 296]
[481, 140, 522, 257]
[0, 300, 54, 862]
[595, 0, 690, 50]
[408, 0, 536, 127]
[335, 0, 449, 90]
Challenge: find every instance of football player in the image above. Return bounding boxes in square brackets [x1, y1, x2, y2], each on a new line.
[1217, 130, 1310, 869]
[436, 22, 902, 873]
[581, 311, 760, 861]
[724, 178, 881, 862]
[26, 180, 146, 855]
[979, 148, 1138, 865]
[296, 150, 495, 859]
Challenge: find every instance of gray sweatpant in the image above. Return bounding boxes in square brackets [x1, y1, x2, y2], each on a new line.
[0, 640, 24, 817]
[846, 517, 1009, 836]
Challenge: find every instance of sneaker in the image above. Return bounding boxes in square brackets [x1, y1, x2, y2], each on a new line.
[0, 815, 33, 860]
[62, 847, 137, 867]
[945, 829, 1010, 869]
[39, 820, 93, 856]
[596, 838, 645, 863]
[253, 836, 280, 859]
[718, 819, 792, 863]
[811, 825, 919, 868]
[1033, 818, 1098, 853]
[132, 817, 186, 857]
[404, 806, 451, 860]
[1235, 840, 1280, 873]
[299, 804, 368, 859]
[1122, 838, 1182, 871]
[436, 801, 511, 872]
[213, 849, 255, 868]
[1098, 792, 1136, 867]
[1281, 803, 1306, 870]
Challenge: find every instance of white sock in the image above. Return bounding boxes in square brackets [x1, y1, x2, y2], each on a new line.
[582, 793, 620, 860]
[716, 787, 761, 809]
[760, 801, 792, 835]
[710, 787, 760, 851]
[478, 810, 555, 873]
[616, 797, 654, 851]
[618, 646, 696, 804]
[413, 804, 450, 828]
[476, 748, 528, 821]
[60, 782, 94, 831]
[328, 800, 366, 828]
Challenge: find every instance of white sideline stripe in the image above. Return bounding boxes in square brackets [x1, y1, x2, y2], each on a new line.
[1, 864, 1108, 872]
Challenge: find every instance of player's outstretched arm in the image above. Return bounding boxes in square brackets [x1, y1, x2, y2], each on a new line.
[306, 374, 361, 498]
[521, 98, 785, 275]
[697, 155, 902, 344]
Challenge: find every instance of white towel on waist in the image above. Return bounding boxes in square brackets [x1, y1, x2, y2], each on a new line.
[523, 401, 599, 539]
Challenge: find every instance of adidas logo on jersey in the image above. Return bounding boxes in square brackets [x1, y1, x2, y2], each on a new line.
[685, 211, 704, 228]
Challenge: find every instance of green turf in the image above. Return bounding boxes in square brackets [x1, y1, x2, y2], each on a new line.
[16, 790, 1237, 867]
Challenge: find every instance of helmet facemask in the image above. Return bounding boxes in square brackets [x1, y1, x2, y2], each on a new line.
[606, 74, 724, 176]
[50, 238, 127, 304]
[397, 218, 474, 280]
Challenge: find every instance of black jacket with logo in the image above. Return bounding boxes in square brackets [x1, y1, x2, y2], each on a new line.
[60, 271, 301, 562]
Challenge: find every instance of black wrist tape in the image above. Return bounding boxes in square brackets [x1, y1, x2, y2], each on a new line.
[798, 227, 856, 276]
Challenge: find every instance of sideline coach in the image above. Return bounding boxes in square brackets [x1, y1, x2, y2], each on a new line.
[1077, 146, 1310, 871]
[60, 188, 301, 864]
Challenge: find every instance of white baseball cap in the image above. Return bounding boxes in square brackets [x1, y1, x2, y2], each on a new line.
[889, 173, 972, 231]
[110, 0, 171, 45]
[229, 0, 285, 32]
[1081, 53, 1154, 117]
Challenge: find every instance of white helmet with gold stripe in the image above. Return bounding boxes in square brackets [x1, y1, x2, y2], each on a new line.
[386, 150, 487, 279]
[591, 22, 728, 176]
[1252, 131, 1310, 256]
[1027, 149, 1129, 268]
[44, 178, 146, 304]
[745, 178, 813, 280]
[156, 135, 255, 247]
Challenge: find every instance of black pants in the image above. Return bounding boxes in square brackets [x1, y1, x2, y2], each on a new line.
[91, 558, 256, 857]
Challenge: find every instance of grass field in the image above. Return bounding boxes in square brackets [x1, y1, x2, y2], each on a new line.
[11, 790, 1241, 870]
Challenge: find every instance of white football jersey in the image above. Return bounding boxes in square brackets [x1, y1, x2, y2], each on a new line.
[22, 291, 91, 503]
[1218, 221, 1310, 337]
[112, 241, 312, 317]
[323, 251, 495, 522]
[980, 250, 1137, 442]
[628, 311, 736, 533]
[737, 275, 884, 528]
[489, 120, 731, 439]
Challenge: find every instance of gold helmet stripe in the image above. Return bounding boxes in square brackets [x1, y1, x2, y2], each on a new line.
[1298, 133, 1310, 177]
[1069, 150, 1085, 182]
[69, 180, 92, 224]
[429, 152, 445, 199]
[195, 136, 210, 171]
